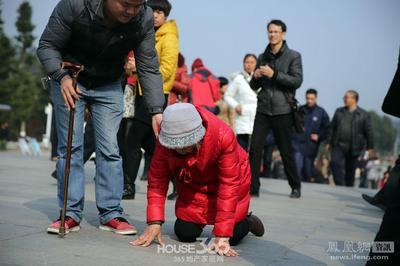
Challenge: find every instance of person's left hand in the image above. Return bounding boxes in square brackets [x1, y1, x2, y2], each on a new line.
[209, 237, 239, 257]
[152, 113, 163, 138]
[310, 134, 319, 142]
[259, 65, 274, 79]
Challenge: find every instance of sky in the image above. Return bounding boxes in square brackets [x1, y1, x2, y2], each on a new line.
[2, 0, 400, 116]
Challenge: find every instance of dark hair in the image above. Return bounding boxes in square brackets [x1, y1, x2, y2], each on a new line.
[178, 53, 185, 68]
[306, 88, 318, 96]
[267, 19, 287, 32]
[147, 0, 172, 17]
[347, 90, 359, 102]
[218, 77, 229, 88]
[243, 53, 257, 64]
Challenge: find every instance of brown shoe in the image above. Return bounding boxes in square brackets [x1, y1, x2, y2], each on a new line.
[246, 212, 265, 237]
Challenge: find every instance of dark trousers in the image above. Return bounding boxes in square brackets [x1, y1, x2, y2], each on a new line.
[294, 151, 315, 182]
[330, 146, 358, 186]
[124, 119, 155, 187]
[262, 143, 274, 177]
[371, 158, 400, 206]
[367, 160, 400, 265]
[237, 134, 250, 151]
[83, 117, 96, 163]
[174, 218, 250, 246]
[117, 118, 129, 159]
[117, 118, 133, 178]
[50, 108, 58, 158]
[366, 206, 400, 266]
[249, 112, 301, 191]
[380, 160, 400, 207]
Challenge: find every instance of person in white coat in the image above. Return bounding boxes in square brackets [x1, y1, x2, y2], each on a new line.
[224, 54, 258, 150]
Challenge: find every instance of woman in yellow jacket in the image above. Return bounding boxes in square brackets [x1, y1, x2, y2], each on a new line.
[152, 0, 179, 95]
[138, 0, 179, 96]
[123, 0, 179, 199]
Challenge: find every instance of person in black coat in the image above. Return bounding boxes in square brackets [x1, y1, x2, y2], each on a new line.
[365, 49, 400, 266]
[249, 19, 303, 198]
[292, 89, 330, 182]
[382, 49, 400, 117]
[327, 90, 374, 187]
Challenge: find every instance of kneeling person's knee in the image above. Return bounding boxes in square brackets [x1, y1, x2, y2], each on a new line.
[174, 219, 202, 243]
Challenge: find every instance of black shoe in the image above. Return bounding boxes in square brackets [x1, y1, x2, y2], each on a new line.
[122, 184, 135, 200]
[246, 212, 265, 237]
[51, 170, 57, 179]
[290, 188, 301, 199]
[167, 191, 178, 200]
[362, 194, 386, 211]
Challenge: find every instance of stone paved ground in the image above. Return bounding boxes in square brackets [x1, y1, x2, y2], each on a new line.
[0, 150, 383, 266]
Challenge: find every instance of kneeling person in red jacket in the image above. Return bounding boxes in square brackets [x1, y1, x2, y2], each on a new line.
[132, 103, 265, 256]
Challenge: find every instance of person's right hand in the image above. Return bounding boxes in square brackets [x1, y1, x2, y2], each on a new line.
[130, 224, 164, 247]
[235, 105, 242, 115]
[60, 75, 81, 110]
[124, 56, 136, 74]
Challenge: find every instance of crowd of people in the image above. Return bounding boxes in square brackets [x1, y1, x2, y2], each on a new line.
[111, 14, 386, 198]
[36, 0, 399, 261]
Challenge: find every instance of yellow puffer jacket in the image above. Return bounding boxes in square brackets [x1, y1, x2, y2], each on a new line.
[139, 20, 179, 96]
[156, 20, 179, 94]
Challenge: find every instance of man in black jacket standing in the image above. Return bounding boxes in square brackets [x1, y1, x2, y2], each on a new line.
[249, 20, 303, 198]
[37, 0, 164, 235]
[327, 90, 374, 187]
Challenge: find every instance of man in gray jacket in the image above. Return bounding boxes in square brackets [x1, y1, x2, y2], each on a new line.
[249, 19, 303, 198]
[37, 0, 164, 235]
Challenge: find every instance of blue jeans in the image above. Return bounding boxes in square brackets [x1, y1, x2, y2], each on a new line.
[294, 151, 315, 182]
[52, 80, 124, 224]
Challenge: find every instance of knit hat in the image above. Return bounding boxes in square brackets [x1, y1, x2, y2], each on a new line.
[191, 58, 204, 72]
[159, 103, 206, 149]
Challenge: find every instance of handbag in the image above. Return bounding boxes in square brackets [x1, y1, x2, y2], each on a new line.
[283, 92, 304, 133]
[123, 83, 136, 118]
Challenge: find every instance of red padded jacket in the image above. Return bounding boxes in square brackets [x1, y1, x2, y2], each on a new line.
[146, 107, 251, 237]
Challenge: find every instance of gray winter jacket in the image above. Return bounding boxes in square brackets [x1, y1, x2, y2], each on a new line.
[250, 41, 303, 116]
[37, 0, 164, 114]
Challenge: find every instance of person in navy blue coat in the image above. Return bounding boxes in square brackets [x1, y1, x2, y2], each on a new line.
[292, 89, 330, 182]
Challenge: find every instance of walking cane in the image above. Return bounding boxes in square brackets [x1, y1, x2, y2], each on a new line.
[59, 62, 84, 238]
